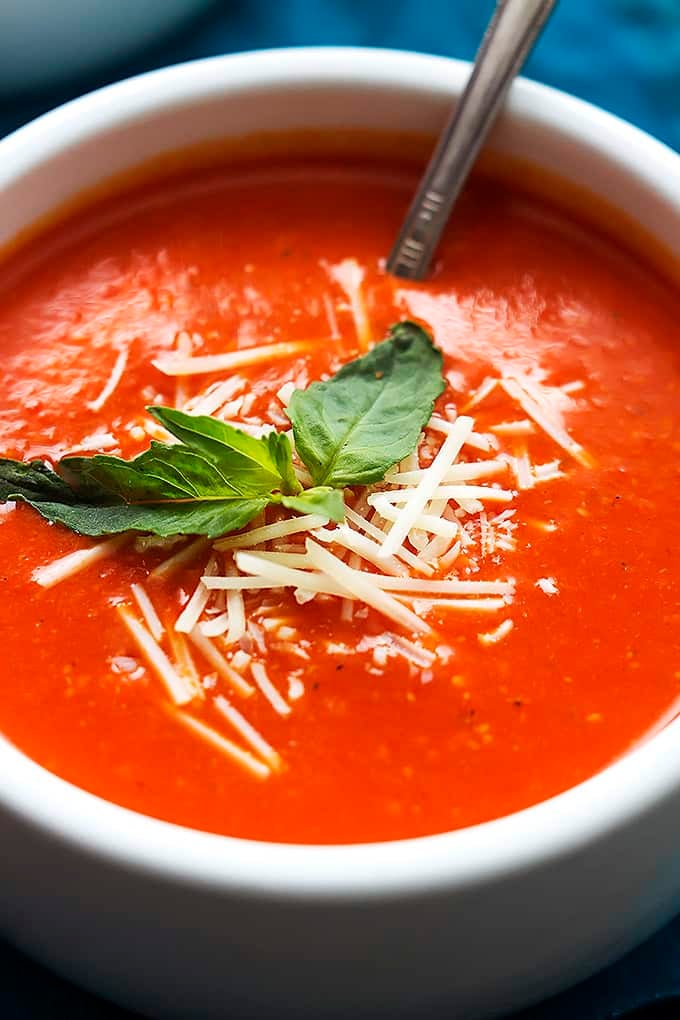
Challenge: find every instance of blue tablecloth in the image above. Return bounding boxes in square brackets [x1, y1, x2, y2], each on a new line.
[1, 2, 679, 1017]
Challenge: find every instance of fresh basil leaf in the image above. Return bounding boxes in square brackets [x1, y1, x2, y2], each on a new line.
[148, 407, 300, 496]
[21, 495, 268, 539]
[0, 457, 269, 538]
[287, 321, 445, 487]
[267, 430, 301, 497]
[0, 458, 75, 503]
[61, 443, 244, 502]
[280, 486, 345, 523]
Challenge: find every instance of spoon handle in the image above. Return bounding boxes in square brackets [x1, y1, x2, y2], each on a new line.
[386, 0, 557, 281]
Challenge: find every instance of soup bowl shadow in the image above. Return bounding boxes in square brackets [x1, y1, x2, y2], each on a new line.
[0, 48, 679, 1020]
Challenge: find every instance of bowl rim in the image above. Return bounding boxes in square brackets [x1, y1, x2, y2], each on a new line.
[1, 45, 679, 900]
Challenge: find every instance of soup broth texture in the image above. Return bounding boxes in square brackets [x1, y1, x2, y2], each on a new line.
[0, 151, 678, 844]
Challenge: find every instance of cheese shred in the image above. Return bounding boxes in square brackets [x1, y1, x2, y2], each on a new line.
[305, 539, 430, 635]
[214, 694, 282, 768]
[250, 662, 291, 717]
[187, 629, 254, 697]
[170, 709, 270, 780]
[153, 340, 315, 377]
[33, 535, 128, 589]
[478, 619, 514, 645]
[150, 537, 210, 581]
[378, 416, 474, 558]
[117, 606, 194, 706]
[130, 583, 164, 641]
[175, 556, 218, 633]
[86, 348, 129, 413]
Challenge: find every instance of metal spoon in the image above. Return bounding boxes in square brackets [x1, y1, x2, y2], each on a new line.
[387, 0, 557, 281]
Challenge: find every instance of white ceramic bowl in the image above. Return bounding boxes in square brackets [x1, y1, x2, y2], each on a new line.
[0, 49, 679, 1020]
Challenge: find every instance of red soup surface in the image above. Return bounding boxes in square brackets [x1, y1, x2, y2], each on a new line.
[0, 150, 678, 845]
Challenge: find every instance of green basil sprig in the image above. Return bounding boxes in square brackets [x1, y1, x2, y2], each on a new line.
[0, 321, 444, 538]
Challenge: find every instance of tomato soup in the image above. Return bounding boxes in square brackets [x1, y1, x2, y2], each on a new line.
[0, 148, 678, 845]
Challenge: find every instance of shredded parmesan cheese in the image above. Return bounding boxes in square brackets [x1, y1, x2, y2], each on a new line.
[33, 534, 128, 589]
[328, 258, 372, 350]
[387, 460, 508, 486]
[129, 583, 164, 642]
[250, 662, 291, 717]
[322, 292, 341, 340]
[385, 633, 436, 668]
[371, 485, 514, 507]
[276, 380, 296, 407]
[503, 449, 534, 491]
[171, 709, 270, 779]
[287, 675, 305, 701]
[199, 613, 229, 637]
[478, 619, 514, 645]
[490, 419, 535, 436]
[305, 539, 430, 634]
[187, 630, 254, 697]
[534, 460, 564, 484]
[378, 416, 474, 558]
[153, 340, 315, 377]
[536, 576, 559, 596]
[225, 565, 247, 645]
[150, 537, 210, 581]
[87, 347, 129, 412]
[166, 629, 204, 700]
[369, 498, 461, 538]
[173, 331, 193, 409]
[226, 553, 347, 597]
[562, 380, 585, 394]
[185, 377, 245, 416]
[412, 597, 507, 613]
[231, 650, 251, 673]
[214, 694, 282, 768]
[462, 376, 497, 410]
[247, 620, 268, 655]
[117, 606, 194, 706]
[175, 556, 218, 633]
[465, 432, 499, 452]
[344, 506, 434, 576]
[500, 376, 592, 466]
[209, 555, 513, 598]
[236, 550, 311, 569]
[313, 524, 408, 576]
[215, 514, 329, 551]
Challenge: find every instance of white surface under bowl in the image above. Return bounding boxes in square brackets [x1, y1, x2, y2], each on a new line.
[0, 0, 210, 92]
[0, 48, 679, 1020]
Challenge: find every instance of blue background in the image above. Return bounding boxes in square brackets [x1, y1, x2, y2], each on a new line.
[1, 0, 679, 152]
[1, 1, 679, 1017]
